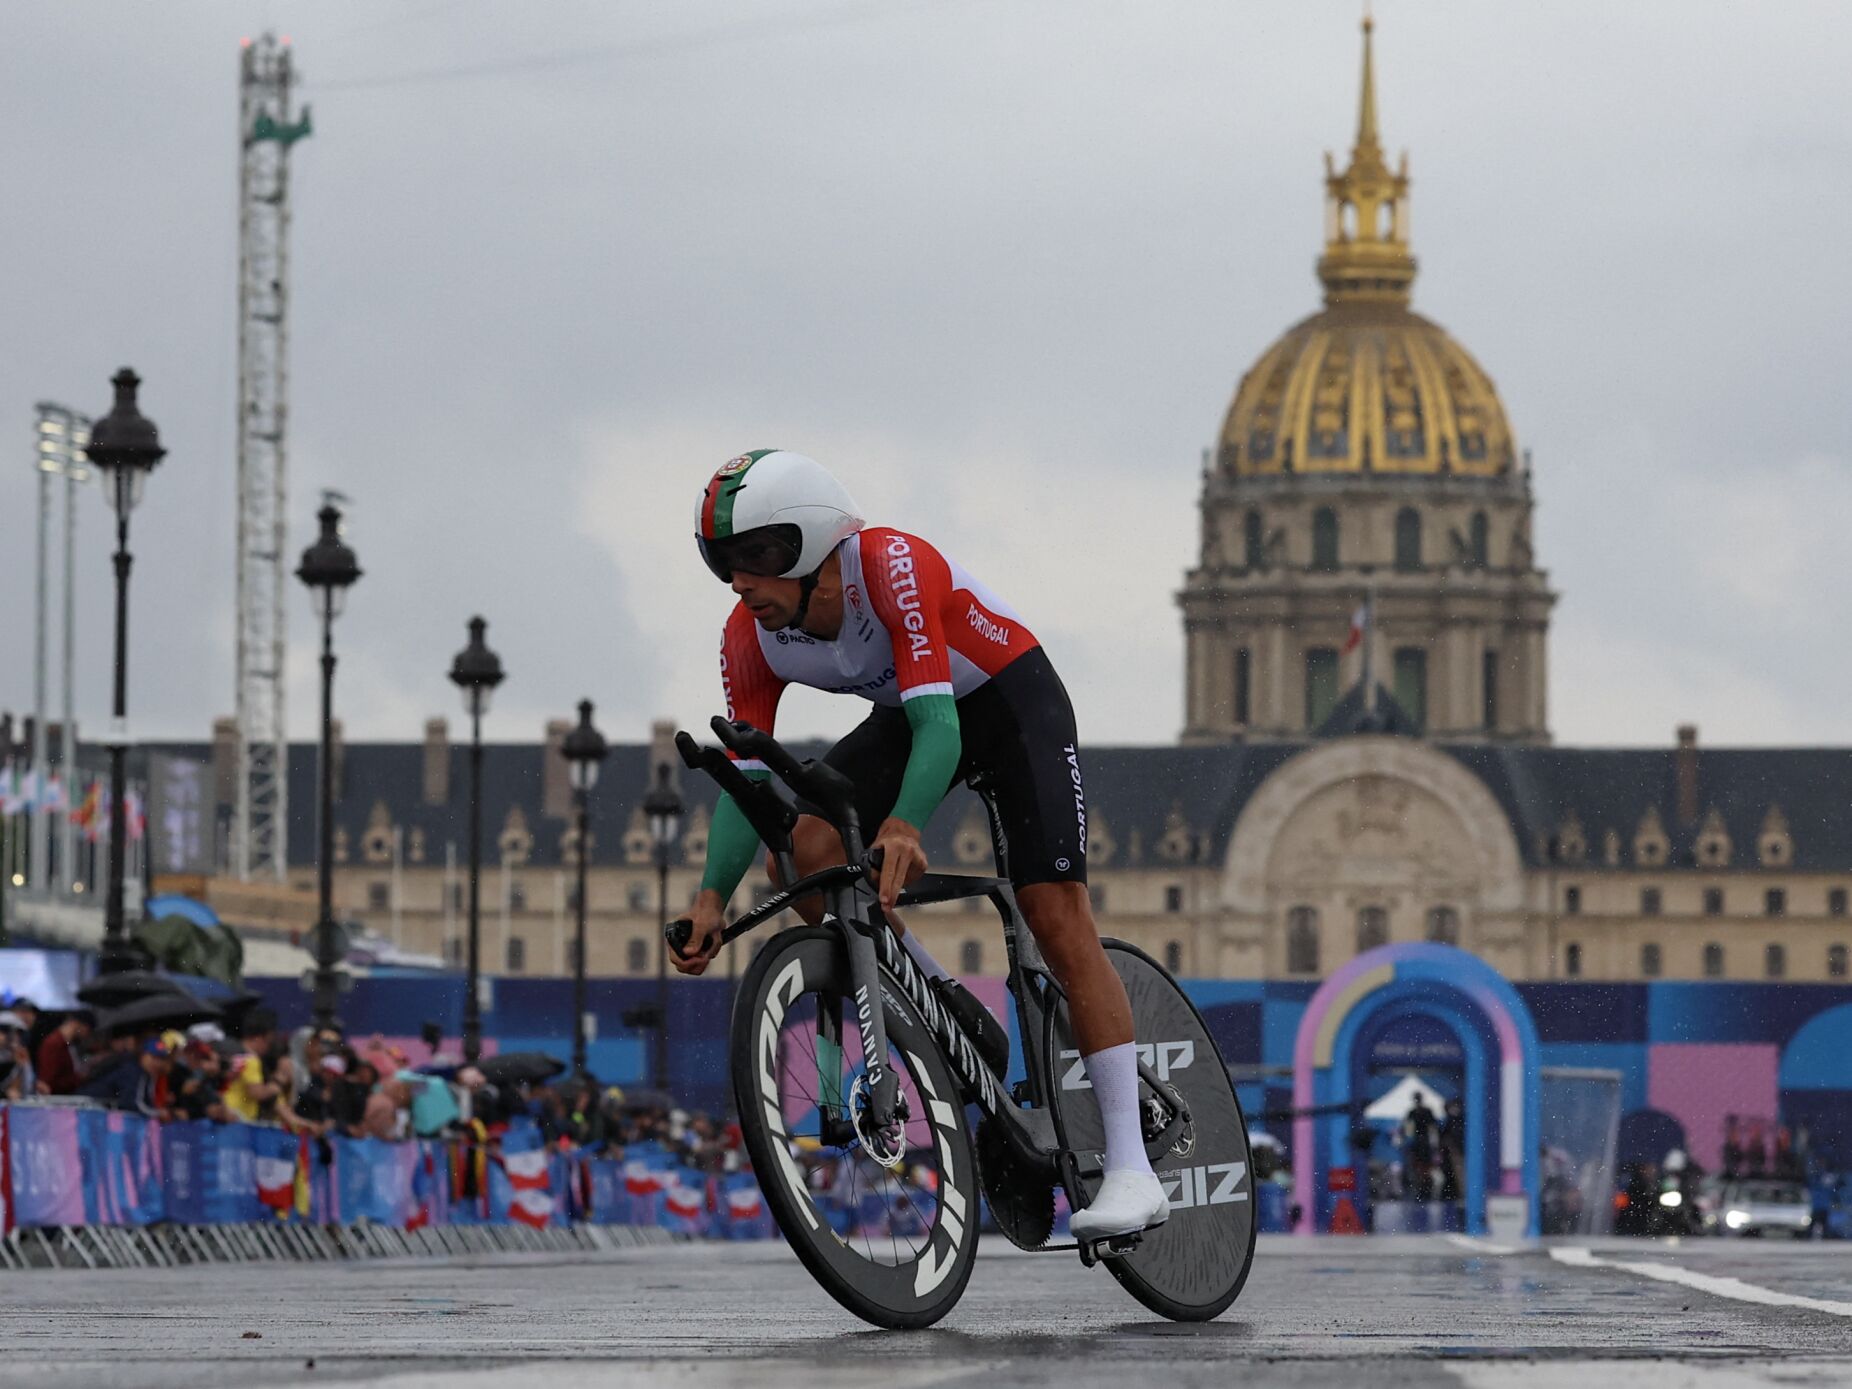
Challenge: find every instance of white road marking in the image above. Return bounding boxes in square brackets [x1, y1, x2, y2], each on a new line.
[1445, 1234, 1520, 1256]
[1458, 1361, 1852, 1389]
[1550, 1245, 1852, 1318]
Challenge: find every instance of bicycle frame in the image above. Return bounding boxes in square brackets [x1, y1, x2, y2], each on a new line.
[676, 720, 1185, 1172]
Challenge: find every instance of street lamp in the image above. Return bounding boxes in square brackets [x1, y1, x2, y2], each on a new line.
[295, 501, 361, 1031]
[448, 616, 503, 1063]
[642, 765, 684, 1092]
[83, 368, 166, 975]
[560, 700, 608, 1080]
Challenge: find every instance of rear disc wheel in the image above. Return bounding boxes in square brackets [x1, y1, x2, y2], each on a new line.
[1050, 940, 1257, 1321]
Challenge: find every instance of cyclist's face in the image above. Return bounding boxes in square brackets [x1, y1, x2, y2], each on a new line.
[732, 569, 802, 628]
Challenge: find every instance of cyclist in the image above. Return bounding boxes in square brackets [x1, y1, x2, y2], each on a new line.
[672, 449, 1167, 1241]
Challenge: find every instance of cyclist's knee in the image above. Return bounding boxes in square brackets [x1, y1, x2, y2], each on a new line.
[772, 817, 844, 925]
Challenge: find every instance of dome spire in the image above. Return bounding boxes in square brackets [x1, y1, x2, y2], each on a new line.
[1318, 13, 1416, 306]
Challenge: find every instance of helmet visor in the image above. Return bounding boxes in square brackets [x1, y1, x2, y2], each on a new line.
[696, 524, 805, 582]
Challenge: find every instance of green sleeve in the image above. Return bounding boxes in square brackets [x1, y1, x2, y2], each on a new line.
[699, 770, 772, 900]
[891, 693, 962, 831]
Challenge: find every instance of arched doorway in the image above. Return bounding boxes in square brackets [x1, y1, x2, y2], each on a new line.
[1292, 942, 1541, 1235]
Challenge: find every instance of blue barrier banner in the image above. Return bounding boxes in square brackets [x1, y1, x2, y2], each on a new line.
[161, 1121, 207, 1224]
[588, 1157, 624, 1224]
[82, 1110, 163, 1226]
[203, 1122, 261, 1224]
[8, 1107, 86, 1228]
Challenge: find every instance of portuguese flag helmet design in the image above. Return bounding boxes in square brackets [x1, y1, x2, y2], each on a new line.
[695, 449, 864, 582]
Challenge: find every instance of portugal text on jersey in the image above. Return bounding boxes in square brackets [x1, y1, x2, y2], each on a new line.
[718, 526, 1039, 746]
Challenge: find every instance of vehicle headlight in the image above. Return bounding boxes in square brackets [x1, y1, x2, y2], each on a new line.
[1725, 1209, 1750, 1229]
[1658, 1190, 1683, 1209]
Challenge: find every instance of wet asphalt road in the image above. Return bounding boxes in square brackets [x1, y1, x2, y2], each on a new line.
[4, 1236, 1851, 1388]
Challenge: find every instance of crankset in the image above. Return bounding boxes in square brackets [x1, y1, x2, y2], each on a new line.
[975, 1116, 1057, 1251]
[1076, 1230, 1146, 1268]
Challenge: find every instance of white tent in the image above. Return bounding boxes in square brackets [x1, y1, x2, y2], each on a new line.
[1364, 1074, 1450, 1124]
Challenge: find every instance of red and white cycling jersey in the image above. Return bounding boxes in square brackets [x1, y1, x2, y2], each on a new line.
[719, 526, 1039, 761]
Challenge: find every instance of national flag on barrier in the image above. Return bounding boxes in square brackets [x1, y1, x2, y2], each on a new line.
[253, 1128, 298, 1215]
[623, 1159, 666, 1197]
[501, 1130, 552, 1229]
[725, 1185, 763, 1223]
[664, 1179, 704, 1221]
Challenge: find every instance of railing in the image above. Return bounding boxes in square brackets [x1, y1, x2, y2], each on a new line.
[0, 1100, 769, 1269]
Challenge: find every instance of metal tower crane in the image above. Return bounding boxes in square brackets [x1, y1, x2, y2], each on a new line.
[233, 34, 311, 880]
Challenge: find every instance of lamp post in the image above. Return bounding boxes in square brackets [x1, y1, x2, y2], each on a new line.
[642, 765, 684, 1092]
[84, 369, 165, 974]
[559, 700, 608, 1080]
[448, 617, 503, 1064]
[295, 501, 361, 1031]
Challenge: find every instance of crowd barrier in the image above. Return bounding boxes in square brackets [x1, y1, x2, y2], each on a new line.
[0, 1104, 774, 1250]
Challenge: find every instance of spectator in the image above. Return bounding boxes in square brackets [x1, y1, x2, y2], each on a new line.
[34, 1009, 93, 1095]
[361, 1078, 410, 1140]
[0, 1010, 34, 1100]
[223, 1009, 282, 1123]
[331, 1054, 377, 1136]
[171, 1037, 228, 1122]
[79, 1036, 173, 1118]
[400, 1067, 463, 1139]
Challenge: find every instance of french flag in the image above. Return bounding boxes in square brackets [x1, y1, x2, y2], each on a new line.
[503, 1143, 552, 1229]
[665, 1180, 704, 1221]
[725, 1185, 764, 1223]
[624, 1160, 666, 1197]
[255, 1150, 296, 1215]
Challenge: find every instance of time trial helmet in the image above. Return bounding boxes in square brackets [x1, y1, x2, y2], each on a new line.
[695, 450, 863, 582]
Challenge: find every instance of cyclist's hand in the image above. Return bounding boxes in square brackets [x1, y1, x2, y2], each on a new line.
[670, 890, 728, 976]
[871, 817, 928, 909]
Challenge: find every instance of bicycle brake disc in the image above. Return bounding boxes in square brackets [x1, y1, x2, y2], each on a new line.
[976, 1116, 1056, 1251]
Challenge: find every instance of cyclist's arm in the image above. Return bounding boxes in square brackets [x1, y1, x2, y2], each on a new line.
[699, 605, 787, 903]
[863, 529, 962, 831]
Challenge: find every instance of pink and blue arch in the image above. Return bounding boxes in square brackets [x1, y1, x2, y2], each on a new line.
[1292, 942, 1542, 1235]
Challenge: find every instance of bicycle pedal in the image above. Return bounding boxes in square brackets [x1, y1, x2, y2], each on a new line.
[1077, 1232, 1143, 1267]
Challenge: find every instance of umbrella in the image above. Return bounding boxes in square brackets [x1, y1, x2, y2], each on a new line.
[96, 992, 222, 1036]
[475, 1051, 566, 1087]
[616, 1086, 676, 1113]
[77, 971, 189, 1008]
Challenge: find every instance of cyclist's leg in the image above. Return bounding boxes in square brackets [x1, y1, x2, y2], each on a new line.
[972, 650, 1165, 1236]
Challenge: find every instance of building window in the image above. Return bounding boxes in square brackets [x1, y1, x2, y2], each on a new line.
[1089, 884, 1106, 912]
[1830, 888, 1849, 917]
[1394, 507, 1422, 571]
[1564, 943, 1582, 977]
[1641, 943, 1662, 978]
[1393, 647, 1427, 731]
[1564, 886, 1582, 915]
[1482, 649, 1499, 732]
[1234, 647, 1252, 726]
[1765, 943, 1786, 979]
[1163, 940, 1183, 973]
[1164, 885, 1184, 913]
[1703, 942, 1725, 978]
[1356, 906, 1388, 953]
[449, 883, 464, 912]
[367, 881, 389, 911]
[566, 939, 582, 972]
[567, 884, 583, 912]
[627, 883, 650, 912]
[1287, 906, 1320, 975]
[1305, 647, 1339, 729]
[1243, 508, 1264, 569]
[1425, 906, 1459, 946]
[443, 937, 464, 966]
[626, 938, 647, 973]
[1765, 887, 1786, 917]
[509, 881, 527, 913]
[1641, 887, 1662, 916]
[1311, 507, 1339, 571]
[1469, 510, 1490, 568]
[505, 937, 525, 972]
[959, 939, 983, 975]
[1703, 887, 1724, 916]
[1830, 944, 1849, 979]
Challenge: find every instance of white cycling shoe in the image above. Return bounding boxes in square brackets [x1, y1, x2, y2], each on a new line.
[1070, 1168, 1170, 1242]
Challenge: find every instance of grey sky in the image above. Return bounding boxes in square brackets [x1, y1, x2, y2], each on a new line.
[2, 1, 1848, 755]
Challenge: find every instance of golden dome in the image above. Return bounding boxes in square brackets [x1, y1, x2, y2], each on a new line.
[1218, 19, 1516, 480]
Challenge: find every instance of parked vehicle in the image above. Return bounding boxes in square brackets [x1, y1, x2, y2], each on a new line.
[1711, 1180, 1811, 1238]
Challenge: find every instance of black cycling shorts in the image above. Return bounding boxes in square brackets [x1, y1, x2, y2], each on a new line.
[808, 646, 1089, 888]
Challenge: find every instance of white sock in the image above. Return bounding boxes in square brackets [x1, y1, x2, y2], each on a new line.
[1085, 1041, 1154, 1178]
[901, 932, 952, 983]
